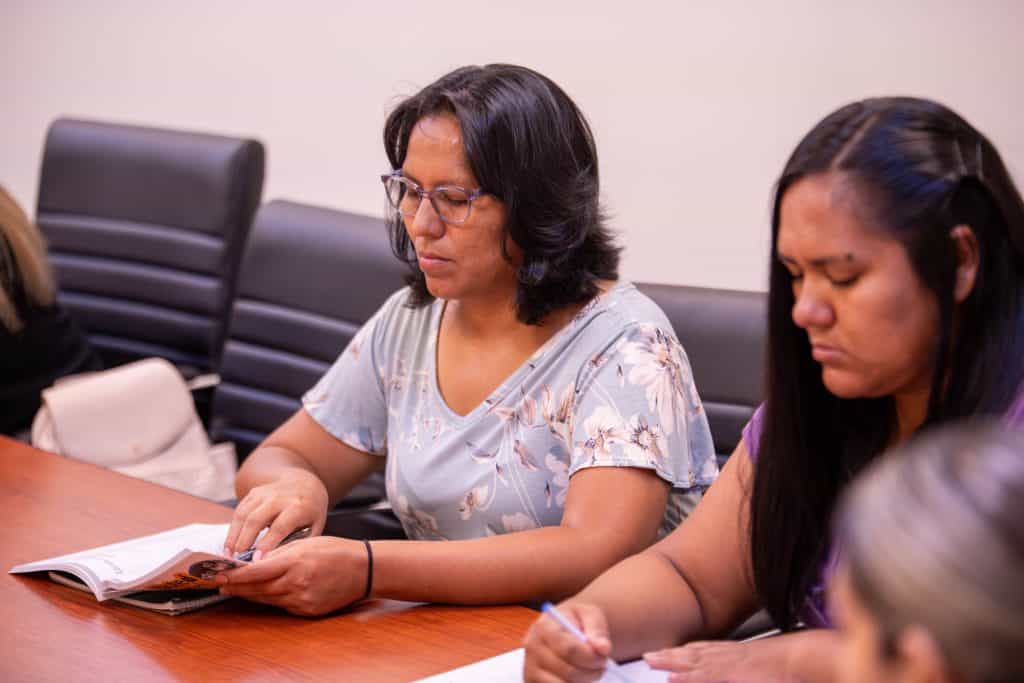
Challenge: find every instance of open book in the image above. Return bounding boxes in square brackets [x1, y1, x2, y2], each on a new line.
[9, 523, 245, 615]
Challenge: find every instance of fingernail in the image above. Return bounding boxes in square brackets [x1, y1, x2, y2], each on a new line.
[253, 549, 263, 562]
[222, 546, 231, 557]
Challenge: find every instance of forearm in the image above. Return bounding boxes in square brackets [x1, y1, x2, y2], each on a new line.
[569, 549, 707, 661]
[234, 445, 320, 500]
[369, 525, 650, 607]
[775, 629, 842, 683]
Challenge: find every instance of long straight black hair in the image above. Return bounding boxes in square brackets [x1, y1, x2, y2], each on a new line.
[751, 97, 1024, 629]
[382, 64, 620, 325]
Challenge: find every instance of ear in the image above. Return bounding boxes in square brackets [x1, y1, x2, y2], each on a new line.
[895, 625, 952, 683]
[950, 225, 980, 303]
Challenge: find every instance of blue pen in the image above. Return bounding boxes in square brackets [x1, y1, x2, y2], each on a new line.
[541, 602, 633, 683]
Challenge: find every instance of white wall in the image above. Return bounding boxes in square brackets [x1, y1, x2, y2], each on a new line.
[3, 0, 1022, 292]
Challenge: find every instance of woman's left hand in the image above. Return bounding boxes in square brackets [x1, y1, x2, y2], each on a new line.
[215, 536, 369, 616]
[643, 639, 794, 683]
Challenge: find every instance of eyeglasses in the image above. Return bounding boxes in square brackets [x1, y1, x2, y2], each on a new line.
[381, 171, 488, 225]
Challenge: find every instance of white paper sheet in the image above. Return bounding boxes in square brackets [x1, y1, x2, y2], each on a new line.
[413, 647, 668, 683]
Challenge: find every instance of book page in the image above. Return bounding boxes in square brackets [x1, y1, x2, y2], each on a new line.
[48, 571, 231, 615]
[10, 523, 242, 597]
[412, 648, 668, 682]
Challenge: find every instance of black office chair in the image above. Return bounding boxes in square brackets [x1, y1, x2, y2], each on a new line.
[36, 118, 265, 375]
[638, 282, 772, 639]
[636, 283, 766, 467]
[209, 200, 407, 535]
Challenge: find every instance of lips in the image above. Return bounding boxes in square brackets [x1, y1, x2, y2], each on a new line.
[416, 252, 452, 274]
[810, 342, 844, 364]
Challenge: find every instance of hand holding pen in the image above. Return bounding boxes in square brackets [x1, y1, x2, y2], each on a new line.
[538, 602, 634, 683]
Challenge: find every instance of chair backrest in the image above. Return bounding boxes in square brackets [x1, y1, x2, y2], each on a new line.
[210, 199, 407, 460]
[36, 118, 265, 373]
[636, 283, 766, 465]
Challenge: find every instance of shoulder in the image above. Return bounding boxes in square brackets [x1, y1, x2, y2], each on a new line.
[365, 287, 439, 336]
[589, 281, 675, 331]
[569, 281, 677, 346]
[341, 286, 439, 365]
[568, 283, 693, 388]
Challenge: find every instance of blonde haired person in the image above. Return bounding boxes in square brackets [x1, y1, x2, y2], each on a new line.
[831, 422, 1024, 683]
[0, 185, 98, 435]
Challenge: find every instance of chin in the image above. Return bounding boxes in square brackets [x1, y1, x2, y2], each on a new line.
[821, 369, 878, 400]
[423, 276, 456, 300]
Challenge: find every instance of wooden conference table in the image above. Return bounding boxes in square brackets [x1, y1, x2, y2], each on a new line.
[0, 437, 537, 682]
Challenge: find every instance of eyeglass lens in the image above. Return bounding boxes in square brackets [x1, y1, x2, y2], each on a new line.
[384, 177, 472, 223]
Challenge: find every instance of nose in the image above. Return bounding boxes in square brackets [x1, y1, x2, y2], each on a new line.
[406, 195, 445, 240]
[791, 280, 835, 330]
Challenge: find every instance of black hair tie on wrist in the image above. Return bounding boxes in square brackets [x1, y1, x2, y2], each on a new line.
[360, 539, 373, 602]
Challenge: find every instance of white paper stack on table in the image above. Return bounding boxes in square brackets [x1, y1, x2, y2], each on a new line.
[412, 648, 668, 682]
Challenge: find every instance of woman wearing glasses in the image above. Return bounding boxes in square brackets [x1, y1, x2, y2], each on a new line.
[218, 64, 716, 615]
[523, 97, 1024, 681]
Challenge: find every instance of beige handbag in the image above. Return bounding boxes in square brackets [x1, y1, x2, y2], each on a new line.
[31, 357, 236, 501]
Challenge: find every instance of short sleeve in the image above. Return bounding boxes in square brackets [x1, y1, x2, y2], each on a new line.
[568, 323, 718, 490]
[741, 403, 765, 462]
[301, 297, 397, 456]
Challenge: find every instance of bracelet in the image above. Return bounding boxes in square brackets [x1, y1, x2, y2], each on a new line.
[360, 539, 373, 602]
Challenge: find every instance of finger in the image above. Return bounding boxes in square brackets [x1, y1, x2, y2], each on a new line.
[220, 577, 294, 604]
[525, 651, 597, 683]
[218, 554, 291, 585]
[643, 645, 703, 673]
[309, 511, 327, 538]
[219, 579, 293, 600]
[537, 618, 607, 672]
[233, 502, 283, 557]
[528, 643, 602, 683]
[522, 668, 566, 683]
[572, 605, 613, 657]
[223, 493, 261, 555]
[263, 536, 309, 561]
[256, 507, 312, 556]
[643, 650, 681, 671]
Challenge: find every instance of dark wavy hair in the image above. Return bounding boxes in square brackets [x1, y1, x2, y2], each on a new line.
[382, 64, 620, 325]
[750, 97, 1024, 630]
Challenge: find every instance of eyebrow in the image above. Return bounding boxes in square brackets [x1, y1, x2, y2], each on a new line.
[398, 168, 476, 190]
[777, 252, 857, 268]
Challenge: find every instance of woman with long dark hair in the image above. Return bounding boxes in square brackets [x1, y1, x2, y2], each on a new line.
[523, 97, 1024, 682]
[218, 65, 716, 615]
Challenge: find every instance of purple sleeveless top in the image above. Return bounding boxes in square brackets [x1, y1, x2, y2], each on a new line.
[741, 396, 1024, 628]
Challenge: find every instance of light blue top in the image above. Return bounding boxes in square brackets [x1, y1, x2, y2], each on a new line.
[303, 282, 717, 541]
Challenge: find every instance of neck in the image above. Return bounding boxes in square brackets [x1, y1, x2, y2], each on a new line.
[893, 384, 932, 443]
[446, 286, 524, 338]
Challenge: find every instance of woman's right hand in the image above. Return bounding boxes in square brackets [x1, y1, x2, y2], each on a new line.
[523, 602, 614, 683]
[223, 468, 330, 558]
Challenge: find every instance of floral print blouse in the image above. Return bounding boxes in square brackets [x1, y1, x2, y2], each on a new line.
[303, 282, 717, 541]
